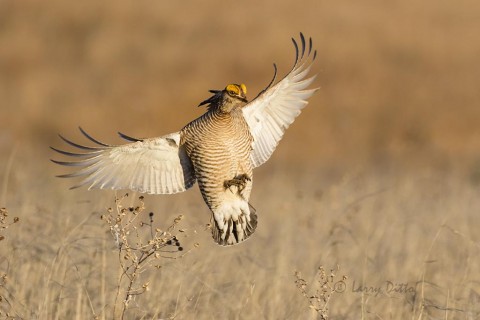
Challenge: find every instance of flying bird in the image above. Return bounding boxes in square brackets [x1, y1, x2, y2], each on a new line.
[52, 33, 318, 246]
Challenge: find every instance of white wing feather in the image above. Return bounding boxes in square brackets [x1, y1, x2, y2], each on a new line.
[51, 128, 195, 194]
[242, 33, 318, 168]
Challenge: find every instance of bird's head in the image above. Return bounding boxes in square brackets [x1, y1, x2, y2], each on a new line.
[198, 83, 248, 112]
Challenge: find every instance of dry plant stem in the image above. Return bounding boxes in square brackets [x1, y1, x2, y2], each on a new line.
[0, 207, 20, 319]
[294, 265, 347, 320]
[0, 208, 19, 241]
[413, 218, 447, 320]
[1, 145, 18, 206]
[102, 194, 192, 320]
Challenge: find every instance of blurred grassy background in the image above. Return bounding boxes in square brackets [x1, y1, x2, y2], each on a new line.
[1, 0, 479, 169]
[1, 0, 480, 319]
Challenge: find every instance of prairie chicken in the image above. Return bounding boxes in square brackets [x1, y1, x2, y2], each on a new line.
[52, 33, 318, 246]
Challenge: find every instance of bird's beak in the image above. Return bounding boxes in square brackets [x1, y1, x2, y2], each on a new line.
[198, 90, 221, 107]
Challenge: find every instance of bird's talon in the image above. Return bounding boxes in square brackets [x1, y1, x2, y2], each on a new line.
[224, 174, 251, 193]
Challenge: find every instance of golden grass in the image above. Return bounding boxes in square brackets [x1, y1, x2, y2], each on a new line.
[2, 147, 480, 318]
[1, 0, 480, 318]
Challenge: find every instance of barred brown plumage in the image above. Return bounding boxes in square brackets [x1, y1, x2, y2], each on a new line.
[181, 96, 255, 245]
[51, 33, 318, 246]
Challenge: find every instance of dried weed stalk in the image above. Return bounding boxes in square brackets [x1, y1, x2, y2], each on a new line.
[0, 208, 19, 242]
[101, 194, 195, 319]
[294, 265, 347, 320]
[0, 207, 20, 319]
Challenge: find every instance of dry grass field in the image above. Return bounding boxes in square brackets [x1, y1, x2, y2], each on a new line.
[1, 0, 480, 319]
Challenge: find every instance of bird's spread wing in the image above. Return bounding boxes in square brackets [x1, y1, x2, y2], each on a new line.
[51, 127, 196, 194]
[242, 33, 318, 168]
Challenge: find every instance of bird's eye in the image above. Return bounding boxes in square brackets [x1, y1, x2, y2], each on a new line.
[228, 90, 236, 96]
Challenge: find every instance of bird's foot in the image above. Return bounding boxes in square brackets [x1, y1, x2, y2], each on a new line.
[224, 174, 251, 193]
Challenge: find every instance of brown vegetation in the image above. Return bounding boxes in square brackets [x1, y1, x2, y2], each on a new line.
[1, 0, 480, 318]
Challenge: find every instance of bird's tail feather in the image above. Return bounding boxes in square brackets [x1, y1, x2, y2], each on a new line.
[211, 202, 257, 246]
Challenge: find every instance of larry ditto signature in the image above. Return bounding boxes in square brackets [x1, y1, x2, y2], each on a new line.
[334, 280, 416, 297]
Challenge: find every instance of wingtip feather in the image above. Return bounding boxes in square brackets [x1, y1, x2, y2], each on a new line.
[300, 32, 306, 59]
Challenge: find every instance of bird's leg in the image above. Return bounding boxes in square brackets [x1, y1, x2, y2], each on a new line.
[224, 173, 251, 193]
